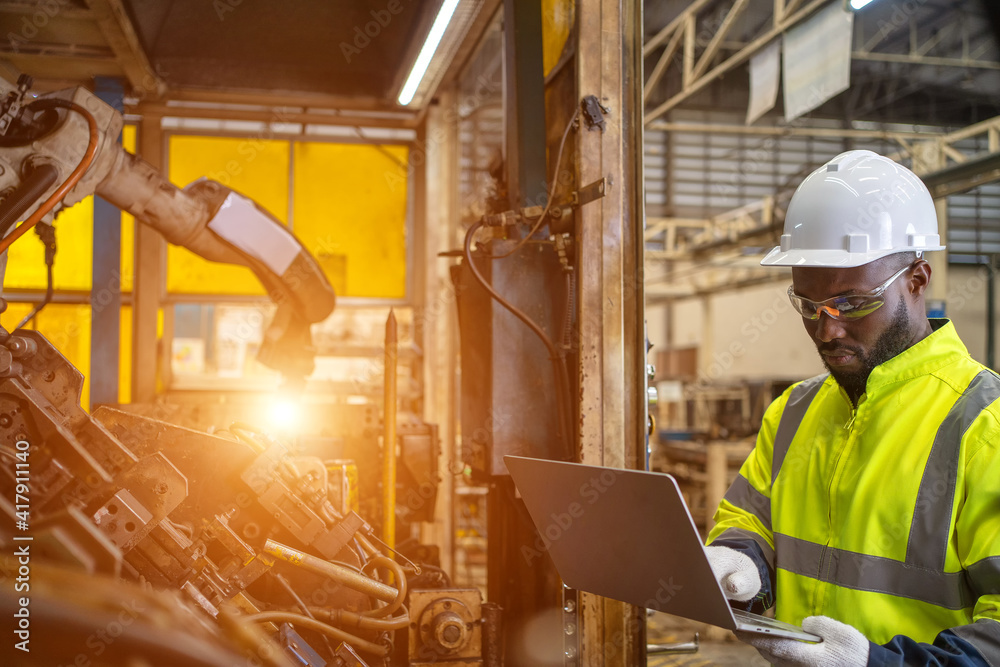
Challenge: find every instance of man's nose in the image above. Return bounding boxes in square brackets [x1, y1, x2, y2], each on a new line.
[814, 310, 847, 343]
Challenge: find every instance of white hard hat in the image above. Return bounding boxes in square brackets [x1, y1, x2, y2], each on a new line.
[760, 150, 945, 267]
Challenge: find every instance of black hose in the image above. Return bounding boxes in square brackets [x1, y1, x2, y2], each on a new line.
[271, 571, 334, 656]
[463, 222, 574, 455]
[0, 162, 59, 237]
[16, 223, 55, 330]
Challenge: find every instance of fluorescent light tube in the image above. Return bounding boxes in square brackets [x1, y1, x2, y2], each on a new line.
[849, 0, 877, 9]
[398, 0, 460, 105]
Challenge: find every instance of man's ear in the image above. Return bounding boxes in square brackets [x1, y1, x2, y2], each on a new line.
[908, 259, 932, 297]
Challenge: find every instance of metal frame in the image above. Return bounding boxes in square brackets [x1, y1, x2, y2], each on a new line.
[85, 0, 166, 97]
[645, 196, 779, 261]
[130, 103, 420, 130]
[155, 123, 419, 395]
[132, 113, 166, 403]
[643, 0, 999, 127]
[502, 0, 548, 208]
[853, 6, 1000, 72]
[643, 0, 830, 125]
[644, 115, 1000, 302]
[90, 77, 125, 407]
[415, 85, 460, 579]
[577, 0, 647, 662]
[158, 127, 417, 306]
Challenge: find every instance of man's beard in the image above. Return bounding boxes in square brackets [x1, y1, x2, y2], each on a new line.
[817, 298, 912, 401]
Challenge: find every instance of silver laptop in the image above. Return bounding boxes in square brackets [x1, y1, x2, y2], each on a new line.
[504, 455, 820, 642]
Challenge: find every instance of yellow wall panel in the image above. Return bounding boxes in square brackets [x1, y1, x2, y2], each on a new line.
[166, 136, 291, 295]
[4, 197, 94, 291]
[119, 305, 131, 404]
[543, 0, 575, 77]
[0, 304, 92, 409]
[292, 143, 408, 299]
[121, 124, 136, 293]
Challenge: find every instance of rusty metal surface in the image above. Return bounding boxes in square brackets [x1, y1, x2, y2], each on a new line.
[574, 0, 647, 663]
[481, 601, 503, 667]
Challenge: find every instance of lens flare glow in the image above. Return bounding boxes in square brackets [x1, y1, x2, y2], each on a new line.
[268, 398, 301, 431]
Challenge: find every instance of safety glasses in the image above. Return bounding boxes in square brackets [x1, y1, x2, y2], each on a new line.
[787, 263, 914, 321]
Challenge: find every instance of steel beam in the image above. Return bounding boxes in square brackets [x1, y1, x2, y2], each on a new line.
[167, 87, 408, 113]
[643, 24, 684, 100]
[690, 0, 750, 81]
[644, 0, 828, 125]
[419, 89, 457, 577]
[922, 151, 1000, 199]
[132, 114, 165, 403]
[90, 77, 124, 408]
[852, 51, 1000, 71]
[503, 0, 548, 207]
[85, 0, 166, 98]
[576, 0, 646, 662]
[643, 0, 715, 56]
[647, 121, 940, 141]
[129, 103, 419, 129]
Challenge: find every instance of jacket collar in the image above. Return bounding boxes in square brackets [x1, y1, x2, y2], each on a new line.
[864, 319, 968, 393]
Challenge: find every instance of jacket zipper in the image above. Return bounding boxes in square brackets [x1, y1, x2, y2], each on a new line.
[819, 391, 860, 612]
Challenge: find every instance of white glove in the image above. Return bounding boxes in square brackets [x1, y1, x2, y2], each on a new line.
[705, 545, 761, 602]
[738, 615, 870, 667]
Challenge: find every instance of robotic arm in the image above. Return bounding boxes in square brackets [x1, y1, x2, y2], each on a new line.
[0, 75, 336, 382]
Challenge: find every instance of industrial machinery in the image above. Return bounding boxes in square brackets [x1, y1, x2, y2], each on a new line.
[0, 73, 335, 383]
[0, 75, 497, 666]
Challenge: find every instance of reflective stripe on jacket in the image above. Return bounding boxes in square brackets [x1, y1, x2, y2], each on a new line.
[708, 319, 1000, 658]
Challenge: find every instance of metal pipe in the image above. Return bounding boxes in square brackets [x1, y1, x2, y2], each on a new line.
[307, 608, 410, 631]
[383, 309, 398, 550]
[241, 612, 388, 658]
[360, 555, 407, 619]
[647, 632, 700, 654]
[263, 539, 398, 603]
[272, 572, 333, 656]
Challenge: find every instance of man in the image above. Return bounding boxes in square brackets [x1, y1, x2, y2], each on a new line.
[705, 150, 1000, 665]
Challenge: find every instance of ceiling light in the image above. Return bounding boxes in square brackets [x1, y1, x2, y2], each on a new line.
[397, 0, 460, 105]
[847, 0, 879, 10]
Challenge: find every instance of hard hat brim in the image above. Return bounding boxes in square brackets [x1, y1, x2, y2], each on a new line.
[760, 245, 946, 268]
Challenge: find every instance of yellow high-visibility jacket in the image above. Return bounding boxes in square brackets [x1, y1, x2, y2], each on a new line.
[709, 320, 1000, 662]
